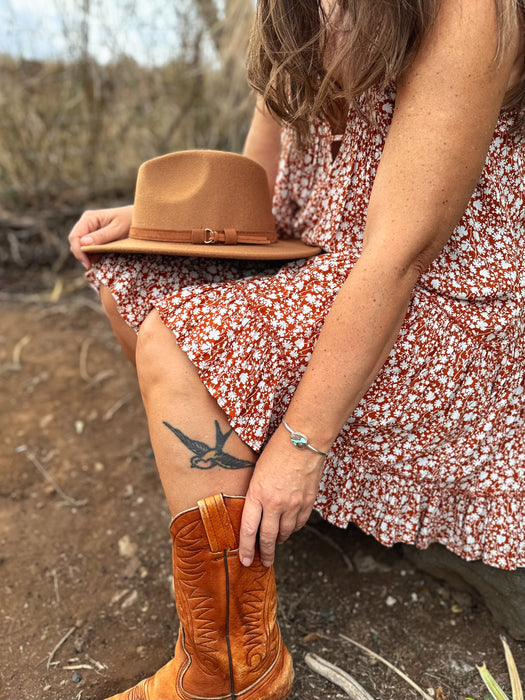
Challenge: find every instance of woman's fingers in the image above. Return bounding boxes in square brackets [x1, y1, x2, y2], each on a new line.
[258, 509, 282, 567]
[68, 213, 98, 269]
[239, 497, 263, 567]
[239, 495, 288, 568]
[276, 509, 310, 544]
[68, 206, 132, 269]
[240, 492, 313, 567]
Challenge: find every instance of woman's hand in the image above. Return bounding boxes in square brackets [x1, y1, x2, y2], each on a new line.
[68, 205, 133, 270]
[239, 423, 326, 568]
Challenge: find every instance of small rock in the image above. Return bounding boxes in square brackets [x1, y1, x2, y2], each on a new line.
[354, 552, 392, 573]
[450, 659, 475, 674]
[74, 421, 84, 435]
[71, 672, 82, 683]
[94, 462, 104, 472]
[118, 535, 138, 558]
[385, 596, 397, 607]
[436, 586, 451, 600]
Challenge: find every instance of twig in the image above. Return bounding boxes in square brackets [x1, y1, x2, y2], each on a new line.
[340, 634, 434, 700]
[51, 568, 60, 604]
[103, 392, 135, 421]
[47, 626, 76, 670]
[61, 659, 106, 676]
[20, 448, 88, 508]
[12, 335, 31, 370]
[79, 337, 93, 382]
[305, 653, 376, 699]
[86, 655, 108, 673]
[303, 524, 354, 572]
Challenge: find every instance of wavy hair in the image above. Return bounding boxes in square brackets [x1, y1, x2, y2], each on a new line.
[247, 0, 525, 145]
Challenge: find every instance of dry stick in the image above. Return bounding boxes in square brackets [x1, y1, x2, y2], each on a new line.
[62, 660, 106, 676]
[51, 568, 60, 605]
[305, 653, 376, 700]
[23, 450, 88, 508]
[79, 337, 93, 382]
[340, 634, 434, 700]
[79, 337, 116, 387]
[86, 655, 107, 673]
[103, 392, 135, 421]
[47, 626, 76, 670]
[12, 335, 31, 370]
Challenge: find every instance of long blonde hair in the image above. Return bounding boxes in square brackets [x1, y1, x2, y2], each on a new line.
[247, 0, 525, 145]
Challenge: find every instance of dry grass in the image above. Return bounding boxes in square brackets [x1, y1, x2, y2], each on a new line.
[0, 0, 254, 212]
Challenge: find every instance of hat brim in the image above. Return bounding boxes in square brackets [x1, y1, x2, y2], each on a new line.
[81, 236, 322, 261]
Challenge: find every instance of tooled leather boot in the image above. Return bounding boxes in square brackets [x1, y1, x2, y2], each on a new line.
[106, 493, 294, 700]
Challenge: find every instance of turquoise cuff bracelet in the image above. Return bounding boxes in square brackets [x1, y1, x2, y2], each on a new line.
[282, 419, 327, 457]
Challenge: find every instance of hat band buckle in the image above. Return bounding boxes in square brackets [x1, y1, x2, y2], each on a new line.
[203, 228, 216, 244]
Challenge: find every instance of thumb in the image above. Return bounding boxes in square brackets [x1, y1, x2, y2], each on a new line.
[80, 220, 128, 247]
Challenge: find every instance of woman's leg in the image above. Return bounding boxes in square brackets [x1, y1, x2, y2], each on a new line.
[104, 308, 293, 700]
[100, 284, 138, 366]
[135, 309, 256, 516]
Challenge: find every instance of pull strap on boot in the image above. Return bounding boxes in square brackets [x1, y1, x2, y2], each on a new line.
[106, 494, 293, 700]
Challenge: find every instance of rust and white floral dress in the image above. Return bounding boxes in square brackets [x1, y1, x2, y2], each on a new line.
[88, 87, 525, 570]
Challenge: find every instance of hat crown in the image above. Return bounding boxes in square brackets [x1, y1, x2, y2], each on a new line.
[132, 150, 275, 234]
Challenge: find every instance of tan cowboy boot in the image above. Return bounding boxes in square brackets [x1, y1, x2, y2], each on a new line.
[106, 493, 294, 700]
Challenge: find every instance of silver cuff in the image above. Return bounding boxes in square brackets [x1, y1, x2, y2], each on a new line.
[282, 419, 327, 457]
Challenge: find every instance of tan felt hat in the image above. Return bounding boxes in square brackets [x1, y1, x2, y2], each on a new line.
[81, 150, 322, 261]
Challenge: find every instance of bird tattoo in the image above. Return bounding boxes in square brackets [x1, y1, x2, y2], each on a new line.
[163, 420, 255, 470]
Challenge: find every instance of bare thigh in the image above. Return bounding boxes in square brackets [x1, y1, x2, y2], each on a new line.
[135, 309, 256, 515]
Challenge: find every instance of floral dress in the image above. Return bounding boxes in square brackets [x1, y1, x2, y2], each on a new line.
[88, 86, 525, 570]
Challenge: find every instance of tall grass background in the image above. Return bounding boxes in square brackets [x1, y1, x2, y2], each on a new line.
[0, 0, 255, 213]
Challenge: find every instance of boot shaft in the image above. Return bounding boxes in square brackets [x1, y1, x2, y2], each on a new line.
[170, 494, 283, 698]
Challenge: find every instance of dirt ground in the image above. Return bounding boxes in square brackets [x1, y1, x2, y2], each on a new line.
[1, 256, 524, 700]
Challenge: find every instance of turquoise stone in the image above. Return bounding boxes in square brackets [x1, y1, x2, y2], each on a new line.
[290, 431, 308, 449]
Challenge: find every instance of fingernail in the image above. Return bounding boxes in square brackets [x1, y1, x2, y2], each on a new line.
[81, 261, 89, 270]
[261, 559, 272, 568]
[80, 235, 94, 245]
[241, 557, 251, 567]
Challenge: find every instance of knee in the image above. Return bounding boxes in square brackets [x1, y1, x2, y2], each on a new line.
[136, 310, 199, 400]
[100, 284, 121, 324]
[136, 310, 176, 388]
[100, 284, 137, 365]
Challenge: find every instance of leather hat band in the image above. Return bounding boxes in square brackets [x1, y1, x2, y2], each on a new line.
[129, 226, 277, 246]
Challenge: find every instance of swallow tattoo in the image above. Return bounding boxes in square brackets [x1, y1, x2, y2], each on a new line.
[163, 420, 255, 470]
